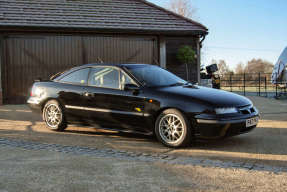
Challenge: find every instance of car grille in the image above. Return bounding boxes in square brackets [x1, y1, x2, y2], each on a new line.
[238, 105, 255, 114]
[225, 124, 256, 137]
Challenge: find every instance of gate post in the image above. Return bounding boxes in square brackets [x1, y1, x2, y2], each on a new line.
[258, 72, 261, 96]
[275, 73, 278, 98]
[243, 73, 246, 96]
[265, 76, 267, 97]
[230, 73, 233, 92]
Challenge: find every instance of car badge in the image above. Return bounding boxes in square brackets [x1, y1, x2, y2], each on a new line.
[135, 107, 142, 112]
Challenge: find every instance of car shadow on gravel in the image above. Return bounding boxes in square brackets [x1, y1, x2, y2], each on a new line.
[192, 128, 287, 154]
[62, 126, 287, 157]
[1, 116, 287, 156]
[64, 128, 157, 141]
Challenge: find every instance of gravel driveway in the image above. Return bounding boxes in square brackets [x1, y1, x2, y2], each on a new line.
[0, 96, 286, 191]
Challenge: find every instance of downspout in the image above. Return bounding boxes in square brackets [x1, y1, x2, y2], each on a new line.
[196, 34, 206, 83]
[199, 34, 206, 48]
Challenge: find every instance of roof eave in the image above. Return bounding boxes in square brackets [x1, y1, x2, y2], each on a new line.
[0, 24, 208, 36]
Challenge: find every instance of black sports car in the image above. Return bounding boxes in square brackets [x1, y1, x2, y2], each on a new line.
[27, 64, 259, 147]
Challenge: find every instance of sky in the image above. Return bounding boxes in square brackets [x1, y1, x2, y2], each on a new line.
[149, 0, 287, 70]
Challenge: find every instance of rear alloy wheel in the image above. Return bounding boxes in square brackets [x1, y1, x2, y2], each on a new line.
[155, 109, 192, 148]
[43, 100, 67, 131]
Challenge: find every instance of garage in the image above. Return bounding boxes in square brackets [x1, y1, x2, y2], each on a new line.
[2, 34, 157, 103]
[0, 0, 208, 104]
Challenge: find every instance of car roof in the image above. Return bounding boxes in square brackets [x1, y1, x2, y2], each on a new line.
[52, 63, 153, 83]
[80, 63, 151, 68]
[52, 63, 153, 80]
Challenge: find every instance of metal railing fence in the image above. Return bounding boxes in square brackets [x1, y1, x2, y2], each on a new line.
[220, 73, 287, 98]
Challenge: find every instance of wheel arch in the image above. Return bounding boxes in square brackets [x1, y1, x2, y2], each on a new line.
[40, 97, 65, 112]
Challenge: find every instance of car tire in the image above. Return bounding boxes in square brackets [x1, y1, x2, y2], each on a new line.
[42, 100, 67, 131]
[155, 109, 193, 148]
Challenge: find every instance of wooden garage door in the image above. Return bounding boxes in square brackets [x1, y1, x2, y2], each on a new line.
[2, 34, 158, 104]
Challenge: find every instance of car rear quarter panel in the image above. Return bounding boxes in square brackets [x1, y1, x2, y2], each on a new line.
[31, 81, 69, 110]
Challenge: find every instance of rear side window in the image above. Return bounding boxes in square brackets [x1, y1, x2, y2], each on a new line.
[88, 67, 120, 89]
[59, 68, 90, 84]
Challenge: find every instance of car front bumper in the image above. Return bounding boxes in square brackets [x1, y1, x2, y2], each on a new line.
[27, 97, 42, 113]
[194, 115, 259, 139]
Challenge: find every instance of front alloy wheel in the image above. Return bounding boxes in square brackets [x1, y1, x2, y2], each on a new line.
[155, 109, 192, 148]
[43, 100, 67, 131]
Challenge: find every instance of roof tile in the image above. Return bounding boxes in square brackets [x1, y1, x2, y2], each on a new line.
[0, 0, 208, 34]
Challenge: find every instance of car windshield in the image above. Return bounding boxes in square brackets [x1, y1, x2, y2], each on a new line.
[125, 65, 187, 87]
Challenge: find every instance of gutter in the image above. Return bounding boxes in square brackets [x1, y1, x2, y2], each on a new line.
[199, 34, 207, 48]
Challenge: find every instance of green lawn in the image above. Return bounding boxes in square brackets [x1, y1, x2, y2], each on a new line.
[221, 86, 281, 92]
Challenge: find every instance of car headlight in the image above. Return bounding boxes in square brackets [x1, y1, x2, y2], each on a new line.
[215, 107, 238, 114]
[31, 87, 44, 97]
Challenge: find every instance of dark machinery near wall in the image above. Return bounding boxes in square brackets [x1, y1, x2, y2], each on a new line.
[200, 64, 220, 89]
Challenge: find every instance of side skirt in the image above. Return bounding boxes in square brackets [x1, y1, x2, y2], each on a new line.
[67, 123, 154, 136]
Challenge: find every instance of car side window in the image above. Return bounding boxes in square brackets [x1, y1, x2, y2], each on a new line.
[59, 68, 90, 84]
[120, 71, 137, 89]
[88, 67, 120, 89]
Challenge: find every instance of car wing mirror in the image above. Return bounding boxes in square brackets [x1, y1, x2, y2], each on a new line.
[124, 84, 140, 91]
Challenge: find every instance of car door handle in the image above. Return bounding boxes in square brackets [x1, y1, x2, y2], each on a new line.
[83, 92, 95, 97]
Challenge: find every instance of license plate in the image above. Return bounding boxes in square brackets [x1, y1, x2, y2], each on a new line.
[246, 117, 259, 127]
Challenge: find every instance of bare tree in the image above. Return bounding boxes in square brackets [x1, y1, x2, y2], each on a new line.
[214, 59, 233, 75]
[169, 0, 196, 18]
[245, 58, 274, 74]
[235, 62, 245, 74]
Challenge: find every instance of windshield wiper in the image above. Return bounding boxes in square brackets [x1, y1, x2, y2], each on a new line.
[168, 82, 185, 87]
[184, 82, 192, 86]
[183, 81, 199, 88]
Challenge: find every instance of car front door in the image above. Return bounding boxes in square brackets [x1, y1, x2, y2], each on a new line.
[84, 66, 147, 132]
